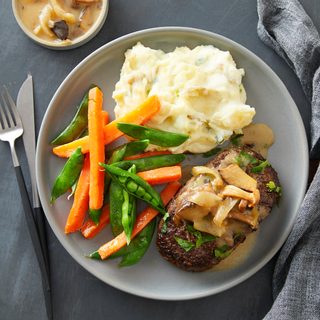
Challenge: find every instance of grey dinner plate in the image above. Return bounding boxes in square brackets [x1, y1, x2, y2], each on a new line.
[36, 27, 308, 300]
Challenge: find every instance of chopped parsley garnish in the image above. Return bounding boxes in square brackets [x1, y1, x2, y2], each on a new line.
[203, 147, 222, 158]
[240, 150, 258, 165]
[266, 181, 282, 207]
[161, 212, 170, 233]
[234, 150, 257, 167]
[174, 237, 195, 252]
[234, 233, 241, 239]
[186, 225, 216, 247]
[231, 133, 244, 146]
[250, 159, 270, 173]
[197, 235, 217, 247]
[214, 245, 232, 258]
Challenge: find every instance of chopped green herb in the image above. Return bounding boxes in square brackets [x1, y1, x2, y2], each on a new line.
[250, 159, 270, 173]
[266, 181, 282, 207]
[240, 150, 258, 165]
[234, 233, 241, 239]
[186, 225, 216, 247]
[264, 143, 268, 148]
[231, 133, 244, 146]
[197, 235, 217, 247]
[174, 236, 195, 252]
[203, 147, 222, 158]
[161, 212, 170, 233]
[214, 245, 232, 258]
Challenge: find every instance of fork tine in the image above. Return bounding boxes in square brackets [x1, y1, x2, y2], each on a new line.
[0, 89, 15, 128]
[0, 99, 8, 129]
[3, 86, 23, 127]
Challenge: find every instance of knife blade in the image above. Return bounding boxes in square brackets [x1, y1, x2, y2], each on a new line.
[17, 73, 53, 320]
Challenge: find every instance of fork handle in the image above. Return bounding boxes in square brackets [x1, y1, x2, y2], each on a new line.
[14, 165, 51, 290]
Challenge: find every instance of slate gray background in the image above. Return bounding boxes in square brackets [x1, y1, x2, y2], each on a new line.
[0, 0, 319, 319]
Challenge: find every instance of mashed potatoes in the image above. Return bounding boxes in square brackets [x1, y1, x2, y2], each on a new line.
[112, 43, 255, 154]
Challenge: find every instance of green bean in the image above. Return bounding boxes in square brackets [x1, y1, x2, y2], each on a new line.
[101, 164, 166, 215]
[50, 147, 84, 204]
[122, 165, 137, 245]
[105, 140, 150, 159]
[119, 217, 156, 268]
[117, 123, 189, 147]
[51, 84, 98, 145]
[112, 154, 186, 172]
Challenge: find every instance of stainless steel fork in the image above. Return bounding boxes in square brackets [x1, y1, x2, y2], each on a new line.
[0, 86, 50, 290]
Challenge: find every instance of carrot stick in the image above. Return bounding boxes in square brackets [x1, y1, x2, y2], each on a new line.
[53, 95, 161, 158]
[81, 204, 110, 239]
[88, 87, 105, 211]
[98, 181, 181, 259]
[124, 150, 172, 161]
[101, 110, 109, 125]
[65, 154, 90, 233]
[137, 166, 181, 186]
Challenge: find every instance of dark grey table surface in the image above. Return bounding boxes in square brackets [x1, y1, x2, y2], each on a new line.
[1, 1, 319, 319]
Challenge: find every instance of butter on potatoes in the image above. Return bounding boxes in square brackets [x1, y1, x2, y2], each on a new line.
[113, 43, 255, 154]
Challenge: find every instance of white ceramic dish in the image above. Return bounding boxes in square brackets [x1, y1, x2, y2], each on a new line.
[12, 0, 109, 50]
[36, 27, 308, 300]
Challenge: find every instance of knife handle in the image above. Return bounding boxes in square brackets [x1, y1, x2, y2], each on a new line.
[34, 206, 50, 278]
[14, 166, 51, 290]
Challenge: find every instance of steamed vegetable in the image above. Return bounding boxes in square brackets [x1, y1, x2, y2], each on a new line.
[53, 95, 161, 157]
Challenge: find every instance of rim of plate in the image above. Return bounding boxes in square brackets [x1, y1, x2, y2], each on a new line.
[36, 26, 309, 300]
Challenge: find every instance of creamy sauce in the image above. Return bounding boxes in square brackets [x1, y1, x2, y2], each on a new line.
[17, 0, 103, 45]
[210, 228, 259, 272]
[237, 123, 275, 158]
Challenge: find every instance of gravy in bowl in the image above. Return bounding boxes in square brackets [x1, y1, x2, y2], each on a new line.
[15, 0, 105, 47]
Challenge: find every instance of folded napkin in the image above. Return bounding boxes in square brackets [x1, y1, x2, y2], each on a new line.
[257, 0, 320, 318]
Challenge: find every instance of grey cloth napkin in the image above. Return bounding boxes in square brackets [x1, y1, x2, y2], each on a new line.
[257, 0, 320, 319]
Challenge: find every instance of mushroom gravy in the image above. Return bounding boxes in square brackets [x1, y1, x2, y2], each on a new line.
[17, 0, 103, 45]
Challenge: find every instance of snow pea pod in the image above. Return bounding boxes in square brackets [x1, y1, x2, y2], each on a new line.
[104, 144, 128, 196]
[87, 235, 149, 260]
[109, 180, 125, 236]
[51, 84, 98, 145]
[119, 217, 156, 268]
[105, 140, 149, 159]
[101, 164, 166, 215]
[111, 154, 186, 172]
[122, 165, 137, 245]
[117, 122, 189, 147]
[50, 147, 84, 204]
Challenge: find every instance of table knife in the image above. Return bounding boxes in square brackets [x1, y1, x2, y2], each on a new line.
[17, 73, 53, 320]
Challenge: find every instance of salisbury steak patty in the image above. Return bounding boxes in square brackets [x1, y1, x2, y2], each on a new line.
[156, 147, 281, 272]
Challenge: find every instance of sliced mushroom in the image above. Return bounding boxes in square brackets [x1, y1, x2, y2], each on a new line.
[77, 0, 97, 3]
[78, 6, 93, 30]
[238, 199, 248, 213]
[192, 166, 224, 187]
[69, 0, 79, 8]
[173, 205, 210, 225]
[51, 0, 76, 24]
[39, 5, 54, 37]
[213, 196, 239, 227]
[219, 163, 257, 192]
[227, 207, 259, 229]
[193, 218, 227, 237]
[52, 20, 69, 40]
[188, 191, 222, 208]
[220, 185, 260, 207]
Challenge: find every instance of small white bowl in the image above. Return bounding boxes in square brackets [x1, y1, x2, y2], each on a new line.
[12, 0, 109, 50]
